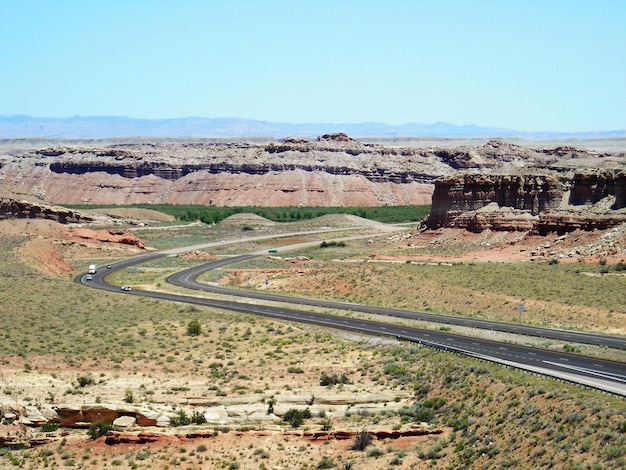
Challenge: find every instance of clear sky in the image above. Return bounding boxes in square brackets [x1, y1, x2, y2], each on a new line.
[1, 0, 624, 132]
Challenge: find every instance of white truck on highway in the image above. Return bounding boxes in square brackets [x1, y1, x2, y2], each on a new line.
[88, 264, 97, 274]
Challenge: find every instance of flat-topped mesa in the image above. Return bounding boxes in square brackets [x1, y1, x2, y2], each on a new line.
[2, 137, 622, 207]
[425, 169, 626, 233]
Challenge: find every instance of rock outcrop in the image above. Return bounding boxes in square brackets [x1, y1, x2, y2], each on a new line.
[69, 227, 145, 249]
[0, 197, 92, 223]
[425, 169, 626, 234]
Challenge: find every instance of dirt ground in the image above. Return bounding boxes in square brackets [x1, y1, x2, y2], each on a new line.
[1, 213, 625, 469]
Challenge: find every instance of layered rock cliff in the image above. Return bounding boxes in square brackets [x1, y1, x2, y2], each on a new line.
[1, 137, 624, 236]
[425, 168, 626, 234]
[2, 137, 613, 208]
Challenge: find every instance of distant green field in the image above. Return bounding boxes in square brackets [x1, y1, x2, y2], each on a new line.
[66, 204, 431, 224]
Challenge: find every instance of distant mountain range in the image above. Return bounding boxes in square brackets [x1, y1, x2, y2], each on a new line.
[0, 115, 624, 140]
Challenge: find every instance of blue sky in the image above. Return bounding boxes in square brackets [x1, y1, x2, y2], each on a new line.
[1, 0, 624, 132]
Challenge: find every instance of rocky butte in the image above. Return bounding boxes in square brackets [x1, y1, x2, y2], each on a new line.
[1, 134, 625, 234]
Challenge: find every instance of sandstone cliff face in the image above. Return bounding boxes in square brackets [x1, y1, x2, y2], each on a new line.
[569, 169, 626, 209]
[425, 169, 626, 234]
[1, 137, 610, 208]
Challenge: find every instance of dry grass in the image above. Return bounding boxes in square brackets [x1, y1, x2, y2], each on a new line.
[1, 217, 625, 469]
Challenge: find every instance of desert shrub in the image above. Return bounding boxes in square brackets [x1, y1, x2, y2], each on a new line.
[41, 421, 59, 432]
[87, 421, 114, 439]
[414, 383, 431, 398]
[351, 430, 372, 451]
[170, 410, 191, 427]
[320, 418, 333, 431]
[448, 416, 470, 431]
[320, 240, 346, 248]
[187, 320, 202, 336]
[282, 408, 311, 428]
[253, 448, 270, 459]
[384, 364, 407, 376]
[320, 372, 351, 386]
[191, 411, 207, 425]
[316, 456, 335, 469]
[367, 447, 384, 457]
[76, 375, 94, 387]
[124, 389, 135, 403]
[287, 366, 304, 374]
[266, 398, 276, 415]
[398, 398, 445, 423]
[605, 445, 625, 459]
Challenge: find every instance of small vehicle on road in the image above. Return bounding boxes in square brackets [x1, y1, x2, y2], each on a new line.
[121, 285, 131, 291]
[85, 275, 93, 281]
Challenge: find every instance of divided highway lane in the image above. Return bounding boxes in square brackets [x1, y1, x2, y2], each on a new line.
[168, 255, 626, 351]
[77, 255, 626, 397]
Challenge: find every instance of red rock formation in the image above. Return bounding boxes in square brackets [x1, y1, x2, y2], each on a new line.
[71, 228, 145, 249]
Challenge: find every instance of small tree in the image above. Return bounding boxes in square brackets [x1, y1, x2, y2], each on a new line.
[282, 408, 311, 428]
[187, 320, 202, 336]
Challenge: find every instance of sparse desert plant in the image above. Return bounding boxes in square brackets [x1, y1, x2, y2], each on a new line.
[186, 319, 202, 336]
[76, 374, 95, 387]
[266, 398, 276, 415]
[124, 388, 135, 403]
[316, 456, 335, 468]
[170, 409, 191, 427]
[41, 421, 59, 432]
[191, 410, 207, 425]
[367, 447, 384, 458]
[320, 371, 351, 386]
[351, 430, 372, 451]
[87, 421, 114, 440]
[282, 408, 311, 428]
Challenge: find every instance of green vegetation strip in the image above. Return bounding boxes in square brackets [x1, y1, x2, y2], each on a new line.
[65, 204, 431, 224]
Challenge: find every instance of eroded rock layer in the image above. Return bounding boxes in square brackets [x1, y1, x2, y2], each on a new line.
[425, 169, 626, 234]
[2, 137, 618, 208]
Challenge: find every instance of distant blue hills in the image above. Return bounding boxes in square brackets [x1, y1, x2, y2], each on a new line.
[0, 115, 624, 140]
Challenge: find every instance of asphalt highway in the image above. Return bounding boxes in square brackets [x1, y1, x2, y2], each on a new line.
[76, 249, 626, 397]
[168, 254, 626, 351]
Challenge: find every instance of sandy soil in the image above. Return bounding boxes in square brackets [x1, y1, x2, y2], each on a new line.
[1, 215, 625, 469]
